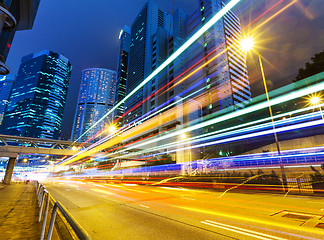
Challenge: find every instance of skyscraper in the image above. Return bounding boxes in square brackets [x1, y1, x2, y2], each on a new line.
[0, 0, 41, 74]
[0, 74, 15, 124]
[119, 0, 251, 163]
[184, 0, 251, 116]
[71, 68, 116, 142]
[114, 25, 131, 127]
[124, 0, 171, 124]
[0, 50, 71, 139]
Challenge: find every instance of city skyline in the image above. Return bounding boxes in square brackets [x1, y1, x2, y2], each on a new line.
[4, 0, 324, 139]
[1, 2, 324, 239]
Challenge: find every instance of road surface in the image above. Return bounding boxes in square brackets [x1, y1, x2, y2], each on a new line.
[44, 179, 324, 239]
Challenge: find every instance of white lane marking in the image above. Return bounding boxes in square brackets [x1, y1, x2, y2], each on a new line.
[181, 197, 195, 200]
[91, 183, 102, 187]
[307, 201, 324, 204]
[201, 220, 286, 240]
[160, 187, 185, 191]
[139, 204, 150, 209]
[104, 184, 122, 188]
[123, 184, 137, 186]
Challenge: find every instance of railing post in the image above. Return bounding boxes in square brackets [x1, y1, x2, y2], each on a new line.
[38, 185, 43, 205]
[39, 189, 45, 221]
[40, 192, 50, 240]
[36, 184, 40, 202]
[36, 181, 39, 194]
[47, 203, 58, 240]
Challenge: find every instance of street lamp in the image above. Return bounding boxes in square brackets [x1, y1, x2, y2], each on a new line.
[108, 125, 117, 134]
[241, 36, 287, 191]
[309, 96, 324, 120]
[180, 133, 187, 140]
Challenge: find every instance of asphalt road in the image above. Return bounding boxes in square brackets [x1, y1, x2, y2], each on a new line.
[44, 179, 324, 240]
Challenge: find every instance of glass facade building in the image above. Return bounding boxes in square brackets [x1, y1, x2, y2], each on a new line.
[0, 73, 14, 123]
[124, 0, 171, 124]
[71, 68, 116, 142]
[0, 50, 71, 139]
[114, 25, 131, 127]
[184, 0, 251, 115]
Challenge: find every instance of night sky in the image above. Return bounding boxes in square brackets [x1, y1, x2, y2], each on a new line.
[5, 0, 324, 139]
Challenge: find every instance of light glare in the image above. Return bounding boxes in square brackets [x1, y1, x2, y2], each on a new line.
[241, 37, 254, 52]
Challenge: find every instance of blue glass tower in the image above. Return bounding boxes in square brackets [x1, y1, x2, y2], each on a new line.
[0, 50, 71, 139]
[124, 0, 171, 124]
[0, 73, 14, 123]
[71, 68, 116, 142]
[114, 25, 131, 127]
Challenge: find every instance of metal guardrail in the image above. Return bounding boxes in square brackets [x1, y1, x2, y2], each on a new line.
[35, 181, 91, 240]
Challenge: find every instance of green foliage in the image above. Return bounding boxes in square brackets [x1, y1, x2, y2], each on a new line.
[295, 50, 324, 81]
[213, 170, 282, 185]
[146, 154, 173, 166]
[310, 165, 324, 183]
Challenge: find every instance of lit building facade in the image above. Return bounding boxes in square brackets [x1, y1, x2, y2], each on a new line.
[184, 0, 251, 116]
[114, 25, 131, 127]
[0, 73, 15, 123]
[120, 0, 251, 164]
[0, 0, 41, 74]
[124, 0, 171, 124]
[71, 68, 116, 142]
[0, 50, 71, 139]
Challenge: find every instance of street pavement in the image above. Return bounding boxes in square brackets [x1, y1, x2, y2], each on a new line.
[0, 182, 41, 240]
[44, 179, 324, 240]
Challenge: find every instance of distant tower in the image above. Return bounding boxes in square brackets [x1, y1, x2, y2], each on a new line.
[114, 25, 131, 127]
[71, 68, 116, 142]
[124, 0, 171, 124]
[0, 74, 15, 124]
[0, 0, 41, 74]
[0, 50, 71, 139]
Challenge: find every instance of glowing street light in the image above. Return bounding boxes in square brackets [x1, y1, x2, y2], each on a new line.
[108, 125, 117, 134]
[310, 96, 320, 105]
[241, 36, 287, 191]
[309, 96, 324, 120]
[72, 146, 77, 151]
[240, 37, 254, 52]
[180, 133, 187, 140]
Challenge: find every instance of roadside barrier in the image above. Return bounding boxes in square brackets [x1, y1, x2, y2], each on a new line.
[35, 181, 91, 240]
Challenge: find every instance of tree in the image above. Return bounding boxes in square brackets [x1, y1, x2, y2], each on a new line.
[146, 154, 173, 166]
[295, 50, 324, 81]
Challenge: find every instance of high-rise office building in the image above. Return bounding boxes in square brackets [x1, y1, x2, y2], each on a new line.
[71, 68, 116, 142]
[0, 73, 15, 124]
[0, 50, 71, 139]
[184, 0, 251, 116]
[114, 25, 131, 127]
[0, 0, 41, 74]
[124, 0, 171, 124]
[120, 0, 251, 163]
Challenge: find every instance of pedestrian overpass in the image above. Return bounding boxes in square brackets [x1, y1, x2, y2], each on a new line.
[0, 134, 93, 184]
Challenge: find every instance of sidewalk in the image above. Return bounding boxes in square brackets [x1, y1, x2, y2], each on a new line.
[0, 182, 41, 240]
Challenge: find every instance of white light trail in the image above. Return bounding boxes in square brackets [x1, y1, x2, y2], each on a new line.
[74, 0, 242, 143]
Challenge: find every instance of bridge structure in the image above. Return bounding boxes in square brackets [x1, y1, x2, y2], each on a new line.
[0, 134, 93, 184]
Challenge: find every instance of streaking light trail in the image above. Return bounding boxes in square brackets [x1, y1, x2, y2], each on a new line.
[59, 72, 324, 166]
[73, 0, 242, 143]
